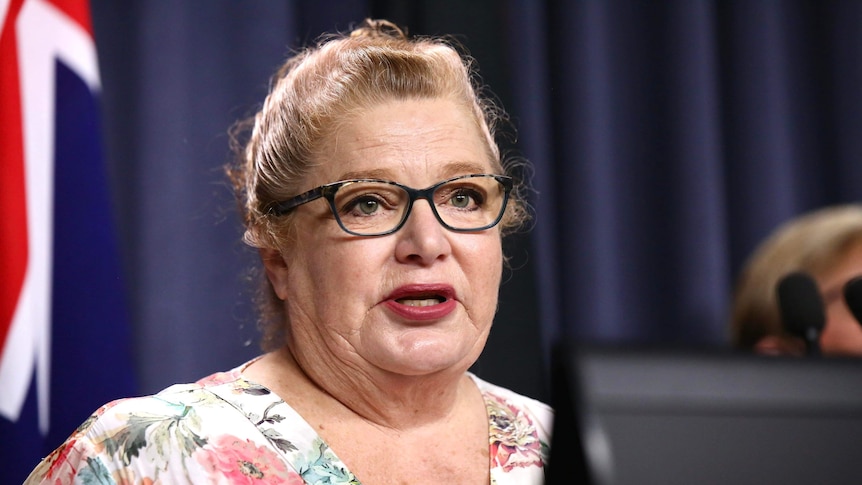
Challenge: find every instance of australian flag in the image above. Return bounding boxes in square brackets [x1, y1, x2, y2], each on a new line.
[0, 0, 137, 482]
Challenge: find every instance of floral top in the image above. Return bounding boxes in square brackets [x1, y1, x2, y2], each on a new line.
[25, 361, 553, 484]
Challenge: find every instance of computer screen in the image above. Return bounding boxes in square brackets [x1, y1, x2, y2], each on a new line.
[547, 343, 862, 485]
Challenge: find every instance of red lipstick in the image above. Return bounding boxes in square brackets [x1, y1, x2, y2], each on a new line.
[383, 284, 457, 321]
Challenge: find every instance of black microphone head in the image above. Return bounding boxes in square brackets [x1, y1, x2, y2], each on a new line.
[776, 271, 826, 338]
[843, 276, 862, 327]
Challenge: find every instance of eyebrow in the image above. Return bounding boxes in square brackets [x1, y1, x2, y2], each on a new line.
[335, 161, 492, 182]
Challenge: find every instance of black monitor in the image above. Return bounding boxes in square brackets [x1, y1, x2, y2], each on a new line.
[547, 343, 862, 485]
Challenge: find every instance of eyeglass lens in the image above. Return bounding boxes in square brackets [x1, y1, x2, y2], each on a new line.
[331, 176, 506, 235]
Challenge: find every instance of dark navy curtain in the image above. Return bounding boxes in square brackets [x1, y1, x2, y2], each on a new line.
[89, 0, 862, 410]
[506, 0, 862, 356]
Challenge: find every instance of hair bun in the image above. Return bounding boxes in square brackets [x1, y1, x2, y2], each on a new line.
[350, 18, 408, 40]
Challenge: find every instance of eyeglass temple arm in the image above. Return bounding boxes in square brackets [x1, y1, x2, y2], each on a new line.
[268, 187, 326, 215]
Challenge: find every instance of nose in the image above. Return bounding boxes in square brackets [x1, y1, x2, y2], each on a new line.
[394, 199, 451, 265]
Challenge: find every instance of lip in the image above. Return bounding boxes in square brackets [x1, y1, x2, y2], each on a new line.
[383, 284, 458, 321]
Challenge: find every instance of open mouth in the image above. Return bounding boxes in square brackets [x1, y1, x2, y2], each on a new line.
[395, 295, 447, 307]
[385, 285, 456, 320]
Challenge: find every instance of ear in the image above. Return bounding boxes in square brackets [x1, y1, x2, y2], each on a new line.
[753, 335, 806, 356]
[260, 248, 290, 300]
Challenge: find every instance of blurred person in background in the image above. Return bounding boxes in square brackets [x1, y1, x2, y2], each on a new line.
[730, 204, 862, 356]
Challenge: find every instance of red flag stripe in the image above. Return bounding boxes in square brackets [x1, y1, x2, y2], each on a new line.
[46, 0, 92, 36]
[0, 0, 28, 361]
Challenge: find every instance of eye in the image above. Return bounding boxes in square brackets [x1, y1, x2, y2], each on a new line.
[357, 197, 380, 215]
[445, 186, 485, 210]
[451, 190, 474, 209]
[335, 183, 404, 219]
[344, 195, 384, 216]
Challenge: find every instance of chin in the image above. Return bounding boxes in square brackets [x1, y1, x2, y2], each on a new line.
[384, 362, 470, 379]
[368, 327, 486, 375]
[381, 345, 475, 377]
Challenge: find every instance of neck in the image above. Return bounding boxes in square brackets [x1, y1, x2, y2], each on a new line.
[278, 345, 474, 430]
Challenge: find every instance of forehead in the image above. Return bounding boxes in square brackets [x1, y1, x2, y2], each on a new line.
[311, 98, 495, 184]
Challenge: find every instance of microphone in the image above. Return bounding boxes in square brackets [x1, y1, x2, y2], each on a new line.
[776, 271, 826, 356]
[843, 276, 862, 327]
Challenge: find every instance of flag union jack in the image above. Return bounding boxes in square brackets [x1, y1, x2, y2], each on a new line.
[0, 1, 135, 481]
[1, 0, 101, 430]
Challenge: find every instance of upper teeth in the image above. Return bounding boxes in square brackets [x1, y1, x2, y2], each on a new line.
[398, 298, 441, 307]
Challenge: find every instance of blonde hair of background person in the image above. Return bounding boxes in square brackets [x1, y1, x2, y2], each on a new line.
[731, 204, 862, 356]
[26, 18, 551, 485]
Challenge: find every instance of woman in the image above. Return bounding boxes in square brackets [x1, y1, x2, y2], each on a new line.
[731, 204, 862, 356]
[26, 19, 552, 484]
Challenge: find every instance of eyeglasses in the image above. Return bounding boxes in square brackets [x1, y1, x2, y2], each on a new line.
[268, 174, 513, 236]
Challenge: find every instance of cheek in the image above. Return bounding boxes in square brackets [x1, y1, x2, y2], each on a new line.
[287, 236, 389, 303]
[462, 237, 504, 306]
[826, 300, 855, 330]
[822, 301, 862, 353]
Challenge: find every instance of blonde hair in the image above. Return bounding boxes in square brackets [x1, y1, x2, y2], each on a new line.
[227, 19, 530, 349]
[730, 205, 862, 349]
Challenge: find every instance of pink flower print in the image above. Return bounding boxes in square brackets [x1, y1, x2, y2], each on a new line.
[195, 370, 240, 388]
[194, 435, 302, 484]
[486, 394, 544, 472]
[30, 439, 83, 484]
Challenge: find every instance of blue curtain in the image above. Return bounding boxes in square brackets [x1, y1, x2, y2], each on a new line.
[89, 0, 862, 413]
[506, 0, 862, 352]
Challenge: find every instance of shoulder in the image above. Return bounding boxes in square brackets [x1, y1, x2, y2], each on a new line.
[469, 374, 553, 484]
[25, 361, 283, 484]
[78, 360, 262, 437]
[76, 361, 252, 427]
[469, 373, 554, 432]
